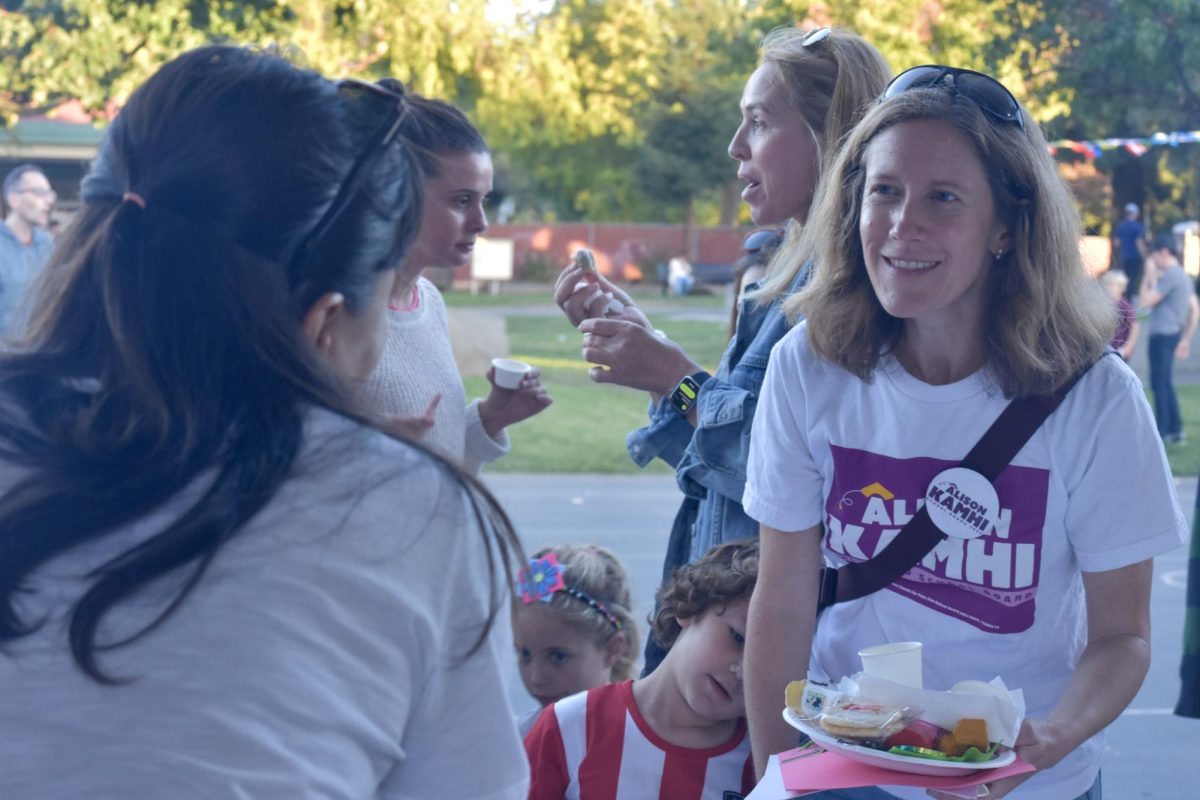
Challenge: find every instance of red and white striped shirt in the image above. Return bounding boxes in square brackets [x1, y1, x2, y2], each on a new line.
[525, 680, 753, 800]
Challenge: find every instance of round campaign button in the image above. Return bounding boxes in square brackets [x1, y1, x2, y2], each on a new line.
[924, 467, 999, 540]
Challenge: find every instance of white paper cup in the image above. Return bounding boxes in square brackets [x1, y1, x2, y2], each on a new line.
[858, 641, 923, 689]
[492, 358, 532, 389]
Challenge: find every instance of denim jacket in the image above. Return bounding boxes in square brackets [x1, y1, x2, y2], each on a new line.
[626, 266, 807, 574]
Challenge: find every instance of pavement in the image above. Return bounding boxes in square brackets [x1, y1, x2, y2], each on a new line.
[488, 472, 1198, 799]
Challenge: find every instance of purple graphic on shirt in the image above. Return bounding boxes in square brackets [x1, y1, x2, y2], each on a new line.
[826, 445, 1050, 633]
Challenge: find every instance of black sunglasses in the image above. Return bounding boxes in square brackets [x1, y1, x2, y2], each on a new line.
[883, 65, 1024, 130]
[286, 79, 408, 277]
[743, 229, 782, 254]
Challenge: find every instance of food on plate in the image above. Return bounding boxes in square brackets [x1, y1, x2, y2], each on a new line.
[936, 718, 990, 757]
[785, 680, 807, 714]
[883, 719, 943, 750]
[818, 701, 912, 741]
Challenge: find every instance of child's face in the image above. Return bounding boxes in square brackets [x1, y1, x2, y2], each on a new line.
[514, 602, 614, 707]
[668, 596, 750, 723]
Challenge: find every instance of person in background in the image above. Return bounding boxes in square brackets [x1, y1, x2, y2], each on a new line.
[524, 539, 759, 800]
[1178, 480, 1200, 719]
[553, 26, 891, 674]
[727, 228, 784, 338]
[667, 254, 695, 296]
[0, 47, 528, 798]
[743, 66, 1185, 797]
[1140, 233, 1199, 445]
[1099, 270, 1138, 360]
[1113, 202, 1147, 301]
[359, 80, 551, 472]
[0, 164, 55, 335]
[512, 544, 638, 736]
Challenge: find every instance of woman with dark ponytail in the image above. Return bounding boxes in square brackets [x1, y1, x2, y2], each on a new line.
[0, 46, 528, 798]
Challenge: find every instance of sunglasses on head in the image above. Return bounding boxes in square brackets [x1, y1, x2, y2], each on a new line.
[883, 65, 1024, 130]
[286, 79, 409, 277]
[801, 26, 832, 47]
[743, 229, 781, 254]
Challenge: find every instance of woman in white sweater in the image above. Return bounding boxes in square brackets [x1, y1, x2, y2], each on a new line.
[360, 83, 551, 471]
[0, 47, 528, 799]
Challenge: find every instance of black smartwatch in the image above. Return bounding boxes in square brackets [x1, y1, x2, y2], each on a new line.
[669, 371, 711, 416]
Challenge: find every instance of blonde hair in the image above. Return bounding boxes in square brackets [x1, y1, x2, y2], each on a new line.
[1100, 270, 1129, 290]
[791, 87, 1115, 397]
[522, 544, 639, 681]
[751, 27, 892, 302]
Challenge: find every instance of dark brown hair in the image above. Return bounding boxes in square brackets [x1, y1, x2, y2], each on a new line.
[0, 46, 519, 683]
[650, 539, 758, 650]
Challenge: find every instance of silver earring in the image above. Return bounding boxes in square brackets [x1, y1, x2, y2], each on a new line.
[993, 250, 1005, 261]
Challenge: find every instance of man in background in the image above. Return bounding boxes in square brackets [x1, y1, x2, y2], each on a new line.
[1114, 202, 1147, 301]
[0, 164, 55, 335]
[1141, 233, 1199, 445]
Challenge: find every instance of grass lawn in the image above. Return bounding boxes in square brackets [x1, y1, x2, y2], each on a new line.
[468, 308, 1200, 478]
[1157, 386, 1200, 477]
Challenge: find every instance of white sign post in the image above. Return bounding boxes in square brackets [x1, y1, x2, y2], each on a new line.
[469, 237, 515, 295]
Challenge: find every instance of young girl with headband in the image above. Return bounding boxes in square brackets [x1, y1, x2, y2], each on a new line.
[513, 544, 638, 735]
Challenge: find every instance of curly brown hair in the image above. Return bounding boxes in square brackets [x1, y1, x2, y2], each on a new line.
[650, 539, 759, 650]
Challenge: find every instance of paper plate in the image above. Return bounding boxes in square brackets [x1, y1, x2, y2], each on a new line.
[782, 709, 1016, 777]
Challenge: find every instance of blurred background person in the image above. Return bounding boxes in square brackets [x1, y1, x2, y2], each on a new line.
[667, 253, 695, 296]
[0, 164, 55, 335]
[727, 227, 784, 338]
[1139, 233, 1199, 445]
[1099, 269, 1138, 361]
[1113, 202, 1147, 301]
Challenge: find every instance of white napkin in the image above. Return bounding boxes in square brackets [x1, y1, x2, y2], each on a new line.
[841, 674, 1025, 746]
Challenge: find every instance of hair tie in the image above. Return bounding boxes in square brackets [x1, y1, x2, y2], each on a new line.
[516, 553, 623, 631]
[123, 192, 146, 209]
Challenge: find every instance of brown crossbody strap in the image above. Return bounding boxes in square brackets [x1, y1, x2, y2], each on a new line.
[815, 356, 1106, 613]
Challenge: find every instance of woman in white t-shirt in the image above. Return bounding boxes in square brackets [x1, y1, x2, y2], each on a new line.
[0, 47, 528, 798]
[743, 68, 1187, 799]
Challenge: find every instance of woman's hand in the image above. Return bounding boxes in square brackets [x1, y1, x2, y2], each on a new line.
[932, 560, 1153, 799]
[927, 718, 1064, 800]
[381, 394, 441, 439]
[578, 317, 699, 395]
[478, 367, 552, 438]
[553, 263, 650, 329]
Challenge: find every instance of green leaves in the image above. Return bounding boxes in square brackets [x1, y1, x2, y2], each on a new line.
[3, 0, 1198, 223]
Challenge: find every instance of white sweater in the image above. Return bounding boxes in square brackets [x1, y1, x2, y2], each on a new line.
[359, 277, 508, 472]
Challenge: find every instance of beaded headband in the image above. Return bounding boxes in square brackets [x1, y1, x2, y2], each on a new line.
[516, 553, 623, 632]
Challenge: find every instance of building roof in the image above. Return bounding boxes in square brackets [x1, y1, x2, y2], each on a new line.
[0, 116, 105, 161]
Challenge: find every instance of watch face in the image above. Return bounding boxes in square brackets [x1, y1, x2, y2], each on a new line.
[671, 375, 701, 414]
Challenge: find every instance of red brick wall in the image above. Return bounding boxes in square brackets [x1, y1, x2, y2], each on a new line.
[461, 223, 751, 283]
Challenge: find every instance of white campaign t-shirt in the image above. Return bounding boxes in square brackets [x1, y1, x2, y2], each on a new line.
[744, 323, 1186, 800]
[0, 408, 528, 799]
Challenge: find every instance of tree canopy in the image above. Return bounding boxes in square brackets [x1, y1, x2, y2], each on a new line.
[2, 0, 1198, 226]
